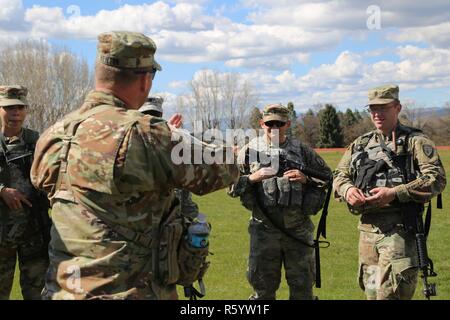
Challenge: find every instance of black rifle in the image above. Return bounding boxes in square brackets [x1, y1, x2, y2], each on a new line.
[30, 191, 51, 253]
[390, 133, 439, 300]
[247, 149, 333, 183]
[402, 202, 437, 300]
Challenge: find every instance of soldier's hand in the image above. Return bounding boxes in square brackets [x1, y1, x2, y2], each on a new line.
[249, 167, 277, 184]
[365, 187, 396, 207]
[345, 187, 366, 207]
[168, 113, 183, 129]
[0, 188, 33, 210]
[283, 169, 307, 184]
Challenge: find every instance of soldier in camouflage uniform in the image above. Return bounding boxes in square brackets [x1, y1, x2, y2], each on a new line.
[229, 104, 331, 300]
[0, 86, 50, 300]
[139, 96, 200, 219]
[30, 31, 238, 300]
[333, 84, 446, 300]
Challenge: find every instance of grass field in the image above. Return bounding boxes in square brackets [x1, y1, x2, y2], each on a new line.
[9, 150, 450, 300]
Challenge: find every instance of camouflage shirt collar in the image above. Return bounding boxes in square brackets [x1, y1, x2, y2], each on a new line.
[84, 90, 128, 109]
[375, 121, 403, 141]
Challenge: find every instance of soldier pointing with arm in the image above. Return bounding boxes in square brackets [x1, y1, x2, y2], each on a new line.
[139, 96, 200, 219]
[31, 31, 239, 300]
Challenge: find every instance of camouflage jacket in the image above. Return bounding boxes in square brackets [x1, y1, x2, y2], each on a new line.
[30, 90, 239, 299]
[333, 122, 446, 217]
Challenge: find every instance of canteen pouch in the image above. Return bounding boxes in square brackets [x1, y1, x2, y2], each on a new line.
[176, 235, 210, 287]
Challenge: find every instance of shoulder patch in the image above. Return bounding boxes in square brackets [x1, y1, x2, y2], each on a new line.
[422, 144, 435, 158]
[316, 156, 325, 167]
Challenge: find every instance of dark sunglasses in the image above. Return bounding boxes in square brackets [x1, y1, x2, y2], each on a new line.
[2, 105, 27, 112]
[264, 121, 286, 128]
[135, 67, 158, 80]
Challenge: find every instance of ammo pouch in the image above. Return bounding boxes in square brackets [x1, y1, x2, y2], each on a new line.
[261, 177, 306, 209]
[157, 216, 184, 285]
[277, 176, 291, 206]
[290, 180, 303, 207]
[157, 213, 210, 288]
[261, 177, 278, 207]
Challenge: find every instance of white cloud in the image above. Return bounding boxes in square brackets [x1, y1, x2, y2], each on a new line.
[0, 0, 27, 31]
[244, 0, 450, 51]
[1, 0, 448, 70]
[245, 0, 450, 29]
[232, 45, 450, 110]
[24, 2, 214, 39]
[158, 23, 340, 65]
[0, 0, 22, 21]
[169, 80, 189, 90]
[387, 21, 450, 48]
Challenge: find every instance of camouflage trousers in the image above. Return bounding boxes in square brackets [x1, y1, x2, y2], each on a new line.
[247, 218, 315, 300]
[358, 224, 418, 300]
[0, 231, 49, 300]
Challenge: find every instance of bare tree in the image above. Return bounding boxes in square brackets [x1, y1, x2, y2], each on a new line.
[0, 40, 94, 133]
[178, 70, 259, 131]
[400, 101, 429, 131]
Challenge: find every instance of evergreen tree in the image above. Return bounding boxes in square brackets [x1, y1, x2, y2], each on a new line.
[297, 109, 320, 147]
[248, 107, 262, 129]
[354, 110, 363, 122]
[287, 102, 298, 137]
[318, 104, 344, 148]
[343, 108, 357, 126]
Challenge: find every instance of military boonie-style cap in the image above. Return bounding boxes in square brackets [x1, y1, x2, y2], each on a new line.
[368, 84, 399, 105]
[97, 31, 162, 71]
[0, 85, 29, 107]
[139, 95, 164, 114]
[262, 104, 290, 122]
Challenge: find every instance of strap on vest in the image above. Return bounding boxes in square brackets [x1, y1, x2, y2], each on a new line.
[54, 105, 154, 248]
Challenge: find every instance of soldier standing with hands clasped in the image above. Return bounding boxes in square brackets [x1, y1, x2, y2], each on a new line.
[333, 84, 446, 300]
[0, 86, 50, 300]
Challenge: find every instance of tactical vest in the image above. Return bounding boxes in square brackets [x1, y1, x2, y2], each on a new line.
[246, 137, 326, 217]
[0, 128, 51, 246]
[0, 129, 39, 193]
[348, 126, 421, 214]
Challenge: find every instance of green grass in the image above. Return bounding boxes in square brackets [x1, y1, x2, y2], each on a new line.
[9, 150, 450, 300]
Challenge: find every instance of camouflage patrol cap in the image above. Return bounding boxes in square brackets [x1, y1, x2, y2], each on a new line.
[97, 31, 162, 71]
[0, 85, 28, 107]
[139, 95, 164, 115]
[368, 84, 399, 105]
[262, 103, 290, 123]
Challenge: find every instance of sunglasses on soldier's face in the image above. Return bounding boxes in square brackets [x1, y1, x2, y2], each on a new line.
[135, 67, 158, 80]
[3, 105, 27, 112]
[367, 103, 398, 114]
[264, 121, 286, 128]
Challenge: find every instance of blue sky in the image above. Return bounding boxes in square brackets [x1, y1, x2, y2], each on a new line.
[1, 0, 450, 115]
